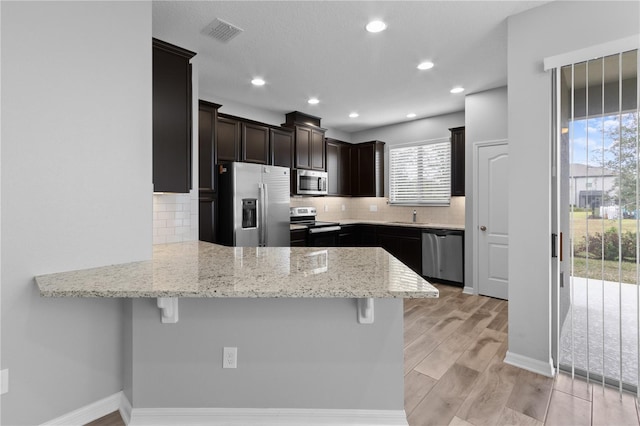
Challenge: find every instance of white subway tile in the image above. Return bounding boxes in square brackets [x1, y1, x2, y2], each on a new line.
[175, 226, 189, 235]
[158, 212, 175, 220]
[158, 227, 175, 236]
[153, 220, 167, 228]
[153, 235, 167, 245]
[165, 234, 182, 243]
[175, 211, 187, 220]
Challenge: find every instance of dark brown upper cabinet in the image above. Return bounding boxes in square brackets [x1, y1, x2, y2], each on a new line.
[284, 111, 326, 171]
[351, 141, 385, 197]
[198, 100, 221, 192]
[450, 126, 465, 196]
[216, 115, 241, 163]
[326, 138, 351, 196]
[152, 38, 196, 193]
[270, 127, 294, 168]
[241, 122, 270, 164]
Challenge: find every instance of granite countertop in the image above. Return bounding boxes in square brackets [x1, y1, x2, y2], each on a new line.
[337, 219, 464, 231]
[289, 220, 464, 231]
[35, 241, 438, 299]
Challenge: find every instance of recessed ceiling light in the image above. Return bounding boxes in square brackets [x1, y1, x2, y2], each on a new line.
[450, 87, 465, 94]
[406, 113, 417, 118]
[365, 20, 387, 33]
[251, 78, 265, 86]
[417, 61, 434, 70]
[308, 98, 320, 105]
[349, 112, 359, 118]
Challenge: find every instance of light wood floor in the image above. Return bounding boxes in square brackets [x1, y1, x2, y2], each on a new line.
[405, 283, 640, 426]
[85, 284, 640, 426]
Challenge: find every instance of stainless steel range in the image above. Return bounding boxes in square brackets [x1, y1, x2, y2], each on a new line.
[290, 207, 341, 246]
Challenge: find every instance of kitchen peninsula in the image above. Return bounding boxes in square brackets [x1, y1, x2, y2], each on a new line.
[35, 241, 437, 425]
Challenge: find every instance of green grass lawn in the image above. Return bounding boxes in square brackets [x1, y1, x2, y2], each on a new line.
[571, 211, 638, 237]
[572, 256, 638, 284]
[569, 212, 638, 283]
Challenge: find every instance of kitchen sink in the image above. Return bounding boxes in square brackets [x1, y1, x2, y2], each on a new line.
[389, 221, 424, 225]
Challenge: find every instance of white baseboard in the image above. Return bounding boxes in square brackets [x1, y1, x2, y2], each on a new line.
[504, 351, 556, 377]
[41, 391, 123, 426]
[462, 286, 475, 295]
[129, 408, 408, 425]
[120, 392, 133, 425]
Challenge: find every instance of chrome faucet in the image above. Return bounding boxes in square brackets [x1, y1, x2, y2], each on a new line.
[413, 210, 417, 223]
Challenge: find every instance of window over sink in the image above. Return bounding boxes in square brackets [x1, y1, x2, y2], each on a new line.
[389, 138, 451, 205]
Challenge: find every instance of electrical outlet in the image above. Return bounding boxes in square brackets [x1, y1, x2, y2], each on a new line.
[324, 204, 328, 212]
[369, 205, 378, 212]
[341, 204, 345, 212]
[223, 347, 237, 369]
[1, 369, 8, 395]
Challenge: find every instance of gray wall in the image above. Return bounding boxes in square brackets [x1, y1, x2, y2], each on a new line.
[351, 111, 464, 145]
[507, 0, 638, 372]
[131, 298, 404, 410]
[0, 2, 152, 424]
[464, 87, 508, 293]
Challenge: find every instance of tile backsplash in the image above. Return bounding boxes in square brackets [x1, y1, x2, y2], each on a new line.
[153, 190, 199, 244]
[290, 196, 465, 225]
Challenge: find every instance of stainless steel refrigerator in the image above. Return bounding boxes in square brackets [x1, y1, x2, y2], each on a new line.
[217, 162, 290, 247]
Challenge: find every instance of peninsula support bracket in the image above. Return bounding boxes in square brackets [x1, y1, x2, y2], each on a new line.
[157, 297, 179, 323]
[357, 298, 374, 324]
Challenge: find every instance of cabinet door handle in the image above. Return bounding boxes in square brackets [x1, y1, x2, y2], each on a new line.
[480, 225, 487, 231]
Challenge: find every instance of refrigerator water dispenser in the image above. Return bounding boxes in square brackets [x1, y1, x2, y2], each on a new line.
[242, 199, 257, 228]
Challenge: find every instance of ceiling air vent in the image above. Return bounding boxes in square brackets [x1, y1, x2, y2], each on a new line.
[203, 18, 244, 43]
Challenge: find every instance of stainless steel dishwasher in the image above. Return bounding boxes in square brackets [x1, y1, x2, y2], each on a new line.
[422, 229, 464, 284]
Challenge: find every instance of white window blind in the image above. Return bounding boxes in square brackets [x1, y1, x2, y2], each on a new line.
[389, 139, 451, 205]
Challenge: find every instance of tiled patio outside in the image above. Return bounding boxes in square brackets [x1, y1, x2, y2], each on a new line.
[560, 277, 639, 387]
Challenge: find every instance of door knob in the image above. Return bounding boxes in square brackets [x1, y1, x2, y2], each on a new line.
[480, 225, 487, 231]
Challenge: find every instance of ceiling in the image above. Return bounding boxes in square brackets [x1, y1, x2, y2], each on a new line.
[152, 1, 549, 134]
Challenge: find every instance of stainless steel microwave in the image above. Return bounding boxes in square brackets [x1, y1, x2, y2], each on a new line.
[294, 169, 328, 196]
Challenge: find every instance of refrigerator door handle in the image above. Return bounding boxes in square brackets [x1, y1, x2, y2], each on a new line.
[258, 183, 265, 247]
[263, 183, 269, 246]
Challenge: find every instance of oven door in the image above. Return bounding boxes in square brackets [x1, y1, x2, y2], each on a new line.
[307, 226, 341, 247]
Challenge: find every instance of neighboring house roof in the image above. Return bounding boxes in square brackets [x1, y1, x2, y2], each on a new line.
[570, 163, 616, 177]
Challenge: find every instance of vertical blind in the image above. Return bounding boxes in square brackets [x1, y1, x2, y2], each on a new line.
[389, 139, 451, 205]
[558, 48, 639, 395]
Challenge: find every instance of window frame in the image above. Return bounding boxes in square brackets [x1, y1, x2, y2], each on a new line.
[388, 138, 451, 206]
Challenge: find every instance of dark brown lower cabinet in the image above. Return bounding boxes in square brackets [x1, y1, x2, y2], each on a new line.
[199, 194, 217, 243]
[337, 225, 357, 247]
[293, 223, 462, 283]
[375, 226, 422, 274]
[290, 229, 307, 246]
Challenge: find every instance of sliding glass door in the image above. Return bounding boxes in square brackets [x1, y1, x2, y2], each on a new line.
[557, 49, 639, 392]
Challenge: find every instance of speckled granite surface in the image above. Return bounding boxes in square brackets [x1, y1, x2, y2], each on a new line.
[35, 241, 438, 299]
[337, 219, 464, 230]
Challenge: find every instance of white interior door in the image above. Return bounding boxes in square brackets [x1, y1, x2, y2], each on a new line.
[478, 142, 509, 299]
